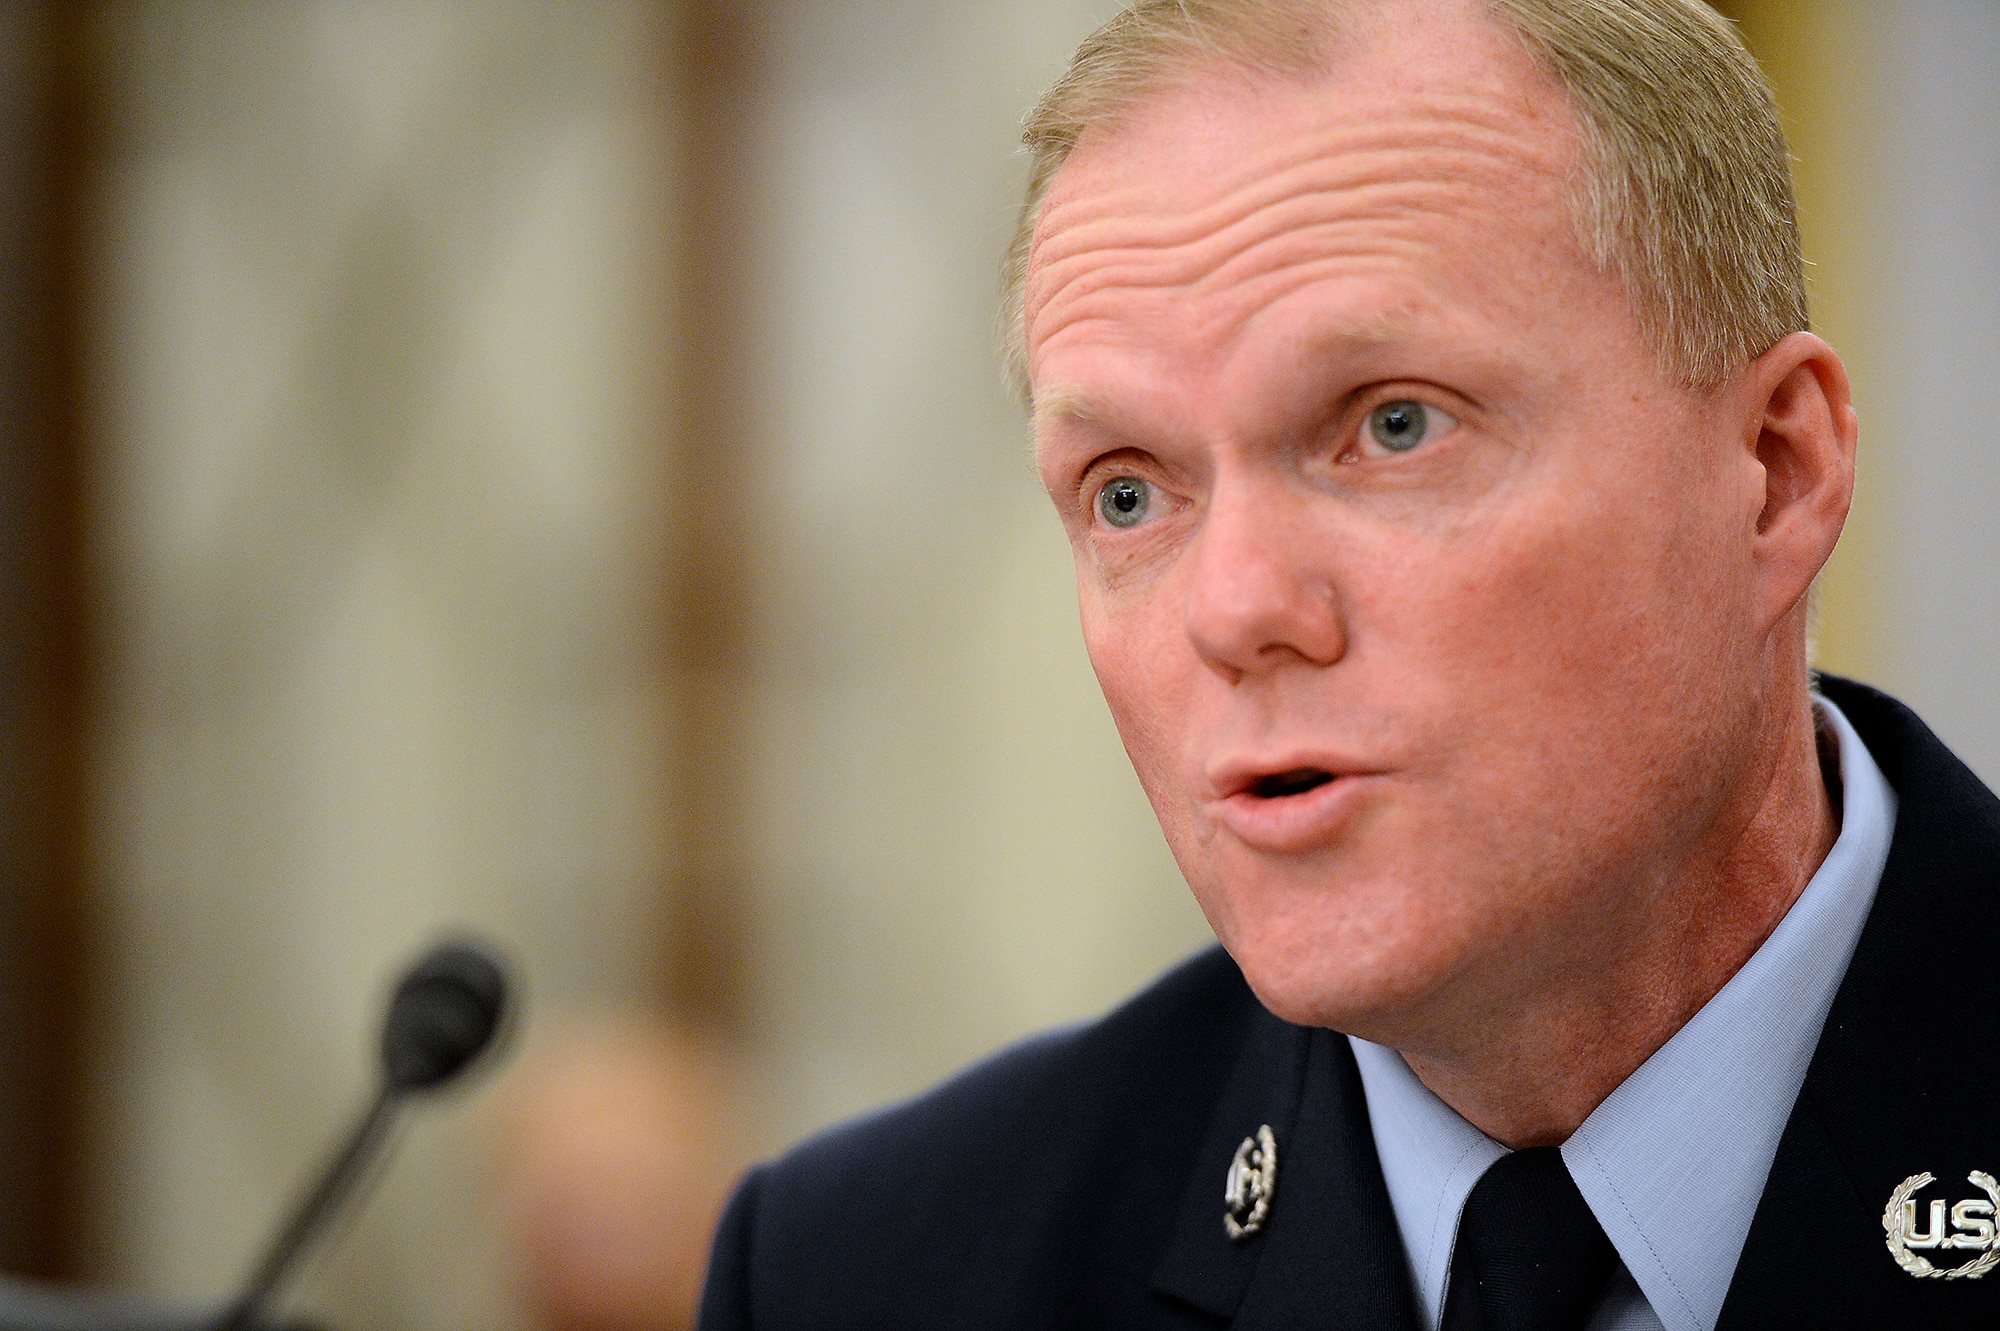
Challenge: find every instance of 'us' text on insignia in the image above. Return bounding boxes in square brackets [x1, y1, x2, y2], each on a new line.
[1884, 1172, 2000, 1280]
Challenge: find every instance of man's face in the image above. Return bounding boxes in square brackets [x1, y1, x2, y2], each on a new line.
[1025, 4, 1777, 1046]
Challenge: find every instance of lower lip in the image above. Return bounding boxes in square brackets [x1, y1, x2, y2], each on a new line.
[1213, 774, 1379, 853]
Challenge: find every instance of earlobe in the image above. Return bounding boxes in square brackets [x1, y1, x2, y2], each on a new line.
[1747, 332, 1857, 620]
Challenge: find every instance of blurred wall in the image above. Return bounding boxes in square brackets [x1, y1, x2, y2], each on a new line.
[86, 4, 678, 1325]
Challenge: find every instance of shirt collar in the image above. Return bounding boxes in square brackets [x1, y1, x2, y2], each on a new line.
[1352, 693, 1896, 1331]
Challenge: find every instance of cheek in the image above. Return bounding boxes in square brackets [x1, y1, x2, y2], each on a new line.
[1381, 472, 1707, 690]
[1077, 576, 1204, 813]
[1080, 584, 1172, 747]
[1365, 459, 1756, 842]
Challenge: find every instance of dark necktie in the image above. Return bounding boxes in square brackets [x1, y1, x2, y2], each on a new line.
[1439, 1147, 1619, 1331]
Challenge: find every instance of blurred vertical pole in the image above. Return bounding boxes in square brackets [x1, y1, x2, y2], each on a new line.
[0, 0, 94, 1281]
[662, 2, 762, 1032]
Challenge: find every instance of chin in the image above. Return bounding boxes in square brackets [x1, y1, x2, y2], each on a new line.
[1232, 954, 1432, 1036]
[1201, 877, 1468, 1037]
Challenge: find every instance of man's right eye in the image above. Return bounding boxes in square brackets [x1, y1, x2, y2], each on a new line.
[1096, 476, 1153, 529]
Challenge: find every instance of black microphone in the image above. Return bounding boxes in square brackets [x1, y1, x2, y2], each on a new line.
[216, 938, 514, 1331]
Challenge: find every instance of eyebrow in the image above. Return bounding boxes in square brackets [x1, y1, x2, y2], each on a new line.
[1030, 385, 1169, 465]
[1027, 302, 1494, 467]
[1031, 384, 1100, 434]
[1030, 315, 1429, 428]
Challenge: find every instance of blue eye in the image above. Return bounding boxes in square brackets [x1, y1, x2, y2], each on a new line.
[1367, 399, 1441, 453]
[1097, 476, 1152, 528]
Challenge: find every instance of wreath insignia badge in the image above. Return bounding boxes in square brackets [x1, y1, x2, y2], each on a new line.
[1883, 1171, 2000, 1279]
[1224, 1124, 1278, 1241]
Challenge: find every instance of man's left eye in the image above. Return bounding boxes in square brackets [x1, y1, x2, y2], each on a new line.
[1364, 399, 1458, 454]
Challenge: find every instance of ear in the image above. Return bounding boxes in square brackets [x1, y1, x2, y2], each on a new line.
[1742, 331, 1858, 629]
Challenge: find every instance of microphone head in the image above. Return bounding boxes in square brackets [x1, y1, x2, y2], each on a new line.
[381, 938, 512, 1093]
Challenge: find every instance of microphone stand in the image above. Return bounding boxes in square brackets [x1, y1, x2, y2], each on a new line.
[214, 1089, 401, 1331]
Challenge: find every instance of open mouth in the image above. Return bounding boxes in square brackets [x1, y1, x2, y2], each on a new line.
[1250, 767, 1337, 799]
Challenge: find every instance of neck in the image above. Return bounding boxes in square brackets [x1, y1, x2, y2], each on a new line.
[1400, 672, 1840, 1149]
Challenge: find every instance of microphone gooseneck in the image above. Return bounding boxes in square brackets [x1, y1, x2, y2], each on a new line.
[218, 939, 512, 1331]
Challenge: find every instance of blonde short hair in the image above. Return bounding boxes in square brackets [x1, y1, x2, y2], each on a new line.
[1000, 0, 1805, 399]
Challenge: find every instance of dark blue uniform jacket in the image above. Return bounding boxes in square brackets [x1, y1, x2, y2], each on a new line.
[700, 677, 2000, 1329]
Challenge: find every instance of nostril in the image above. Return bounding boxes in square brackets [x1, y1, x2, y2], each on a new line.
[1252, 768, 1335, 798]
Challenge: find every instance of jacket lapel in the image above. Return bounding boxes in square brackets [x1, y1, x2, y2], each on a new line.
[1151, 1014, 1421, 1330]
[1719, 677, 2000, 1328]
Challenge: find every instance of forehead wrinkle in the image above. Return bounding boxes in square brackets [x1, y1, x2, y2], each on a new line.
[1026, 104, 1570, 362]
[1031, 177, 1561, 377]
[1035, 246, 1439, 385]
[1040, 180, 1490, 323]
[1039, 165, 1509, 297]
[1029, 85, 1568, 274]
[1032, 140, 1552, 313]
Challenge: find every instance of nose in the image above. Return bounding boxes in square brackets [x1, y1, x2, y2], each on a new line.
[1183, 473, 1345, 678]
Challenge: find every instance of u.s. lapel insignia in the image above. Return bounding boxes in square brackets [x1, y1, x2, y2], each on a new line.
[1223, 1124, 1278, 1240]
[1883, 1171, 2000, 1279]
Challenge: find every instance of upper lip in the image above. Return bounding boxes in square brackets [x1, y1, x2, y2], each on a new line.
[1207, 752, 1377, 801]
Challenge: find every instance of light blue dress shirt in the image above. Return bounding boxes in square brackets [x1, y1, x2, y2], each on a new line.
[1350, 694, 1896, 1331]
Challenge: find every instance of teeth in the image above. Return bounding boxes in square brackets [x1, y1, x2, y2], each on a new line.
[1254, 768, 1334, 799]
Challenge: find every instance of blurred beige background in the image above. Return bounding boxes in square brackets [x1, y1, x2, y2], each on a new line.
[0, 1, 1995, 1329]
[74, 2, 1205, 1326]
[84, 6, 683, 1324]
